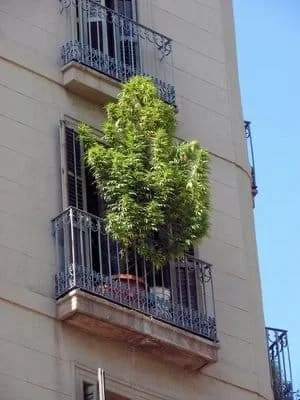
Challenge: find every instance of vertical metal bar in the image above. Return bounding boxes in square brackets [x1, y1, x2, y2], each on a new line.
[185, 258, 192, 330]
[120, 14, 126, 80]
[54, 218, 60, 270]
[116, 241, 122, 304]
[161, 268, 166, 318]
[143, 257, 149, 312]
[275, 331, 283, 396]
[69, 208, 76, 287]
[170, 44, 175, 104]
[88, 1, 92, 63]
[88, 215, 94, 290]
[63, 213, 70, 280]
[54, 218, 62, 295]
[281, 334, 288, 391]
[112, 10, 119, 79]
[126, 251, 130, 306]
[152, 263, 157, 311]
[161, 268, 165, 294]
[202, 262, 208, 315]
[138, 25, 144, 76]
[244, 121, 257, 190]
[78, 0, 84, 61]
[97, 219, 104, 294]
[102, 3, 109, 61]
[134, 248, 140, 310]
[129, 19, 134, 75]
[177, 261, 184, 327]
[70, 0, 76, 45]
[107, 233, 112, 297]
[79, 211, 84, 267]
[209, 264, 217, 340]
[96, 4, 101, 70]
[286, 334, 294, 393]
[169, 260, 177, 325]
[196, 267, 202, 336]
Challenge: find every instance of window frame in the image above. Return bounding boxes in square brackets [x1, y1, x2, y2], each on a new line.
[74, 364, 106, 400]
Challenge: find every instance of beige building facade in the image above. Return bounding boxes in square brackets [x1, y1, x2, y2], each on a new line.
[0, 0, 273, 399]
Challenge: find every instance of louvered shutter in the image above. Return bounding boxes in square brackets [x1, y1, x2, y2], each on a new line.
[64, 126, 85, 210]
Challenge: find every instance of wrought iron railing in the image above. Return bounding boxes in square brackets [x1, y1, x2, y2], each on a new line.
[244, 121, 258, 205]
[59, 0, 176, 105]
[53, 207, 217, 341]
[266, 327, 299, 400]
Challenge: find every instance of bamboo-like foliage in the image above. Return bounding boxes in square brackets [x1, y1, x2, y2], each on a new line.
[78, 76, 211, 268]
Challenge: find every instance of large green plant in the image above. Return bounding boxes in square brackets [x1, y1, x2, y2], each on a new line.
[78, 76, 211, 268]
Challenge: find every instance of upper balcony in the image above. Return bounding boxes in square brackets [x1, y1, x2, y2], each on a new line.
[59, 0, 176, 106]
[53, 207, 218, 371]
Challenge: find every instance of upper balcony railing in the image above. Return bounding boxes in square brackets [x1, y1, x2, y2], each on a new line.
[244, 121, 258, 205]
[59, 0, 176, 105]
[53, 207, 217, 341]
[266, 327, 299, 400]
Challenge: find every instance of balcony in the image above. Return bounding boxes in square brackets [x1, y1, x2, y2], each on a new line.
[266, 327, 299, 400]
[59, 0, 176, 106]
[53, 208, 218, 370]
[244, 121, 258, 206]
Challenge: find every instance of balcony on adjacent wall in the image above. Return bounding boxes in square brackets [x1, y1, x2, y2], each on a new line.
[244, 121, 258, 207]
[53, 207, 218, 370]
[59, 0, 176, 106]
[266, 327, 299, 400]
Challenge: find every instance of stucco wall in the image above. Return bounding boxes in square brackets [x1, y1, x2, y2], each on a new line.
[0, 0, 273, 399]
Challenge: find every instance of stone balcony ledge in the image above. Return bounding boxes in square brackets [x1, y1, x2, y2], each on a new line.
[57, 289, 219, 371]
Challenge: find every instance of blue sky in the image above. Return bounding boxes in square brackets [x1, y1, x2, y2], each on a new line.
[233, 0, 300, 389]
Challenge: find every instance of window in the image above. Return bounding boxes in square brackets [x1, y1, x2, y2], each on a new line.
[76, 0, 139, 79]
[76, 366, 106, 400]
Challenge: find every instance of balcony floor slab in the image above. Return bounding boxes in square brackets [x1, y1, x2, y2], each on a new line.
[57, 289, 218, 371]
[61, 61, 120, 105]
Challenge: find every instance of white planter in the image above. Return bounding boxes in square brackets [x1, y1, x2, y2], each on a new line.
[149, 286, 171, 302]
[149, 287, 171, 316]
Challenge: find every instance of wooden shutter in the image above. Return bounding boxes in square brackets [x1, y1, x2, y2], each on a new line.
[65, 127, 85, 209]
[60, 121, 86, 211]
